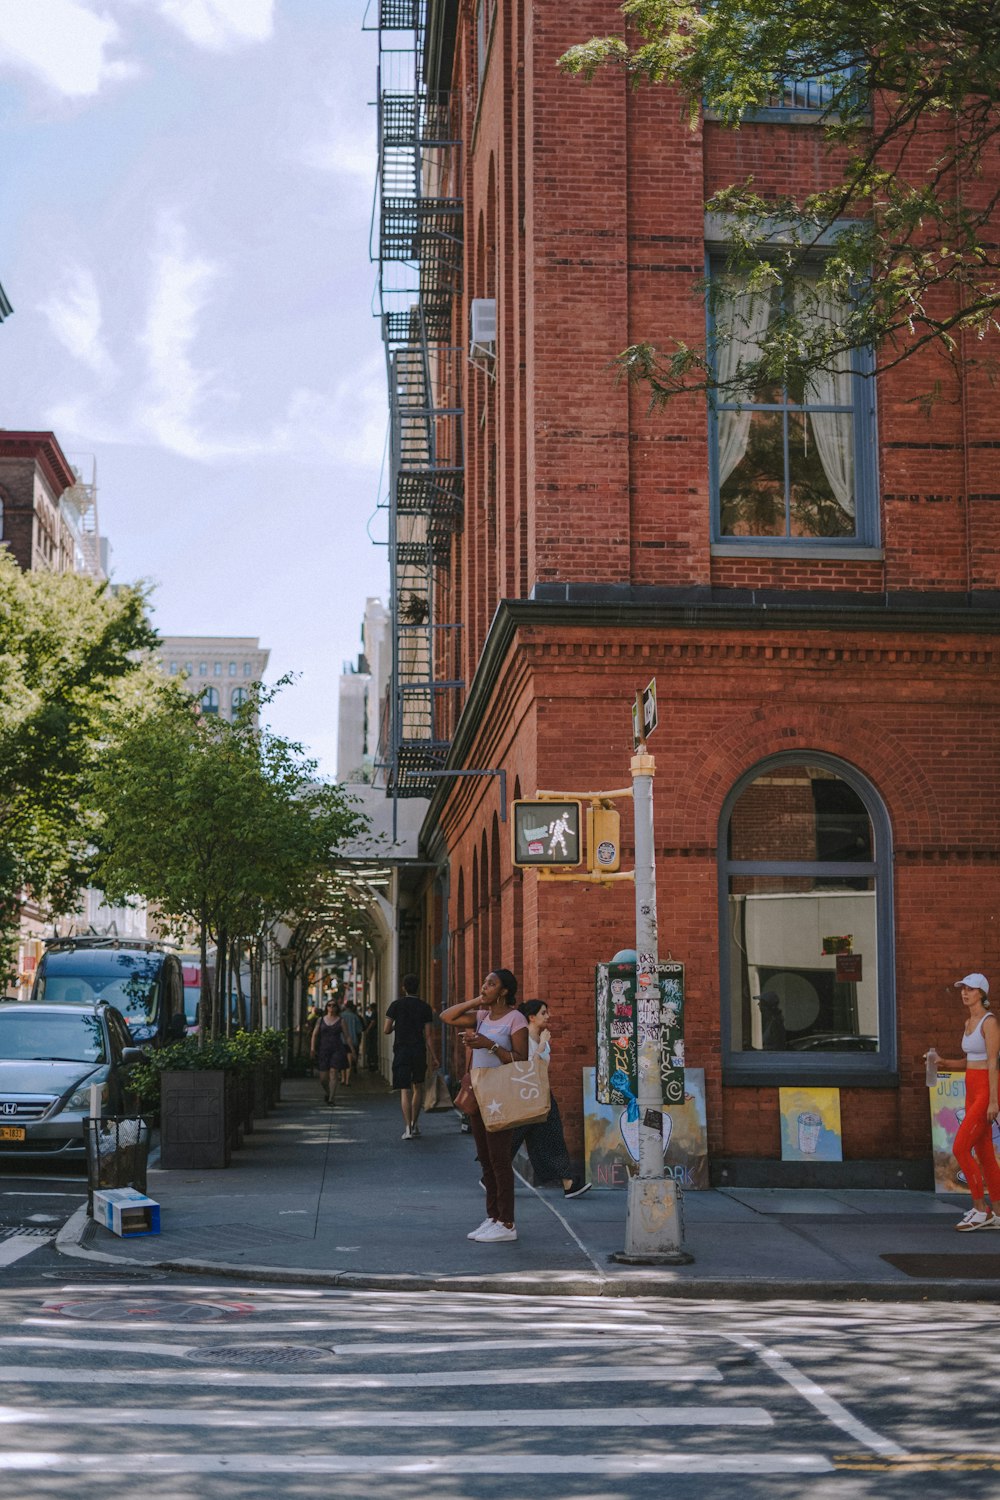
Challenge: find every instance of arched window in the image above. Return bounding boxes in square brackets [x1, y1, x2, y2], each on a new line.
[231, 687, 248, 718]
[719, 753, 895, 1079]
[200, 686, 220, 715]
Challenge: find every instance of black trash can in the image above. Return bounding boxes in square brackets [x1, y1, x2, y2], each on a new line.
[85, 1116, 150, 1217]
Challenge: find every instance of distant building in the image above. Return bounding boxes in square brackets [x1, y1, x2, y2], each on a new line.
[157, 635, 270, 720]
[336, 598, 390, 782]
[0, 431, 104, 578]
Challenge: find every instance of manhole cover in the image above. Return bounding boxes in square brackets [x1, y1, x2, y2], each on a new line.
[190, 1344, 332, 1367]
[43, 1297, 256, 1321]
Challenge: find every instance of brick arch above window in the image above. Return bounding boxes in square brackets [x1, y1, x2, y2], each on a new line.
[673, 705, 943, 852]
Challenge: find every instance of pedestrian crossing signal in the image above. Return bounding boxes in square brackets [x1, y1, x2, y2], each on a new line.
[512, 800, 582, 867]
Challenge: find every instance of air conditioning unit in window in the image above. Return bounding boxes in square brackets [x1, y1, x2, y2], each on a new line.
[469, 297, 497, 362]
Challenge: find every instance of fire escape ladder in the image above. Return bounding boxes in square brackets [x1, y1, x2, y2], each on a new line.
[372, 0, 464, 799]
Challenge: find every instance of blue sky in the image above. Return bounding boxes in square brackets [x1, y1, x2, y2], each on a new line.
[0, 0, 388, 776]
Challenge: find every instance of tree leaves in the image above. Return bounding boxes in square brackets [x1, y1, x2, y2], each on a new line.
[560, 0, 1000, 402]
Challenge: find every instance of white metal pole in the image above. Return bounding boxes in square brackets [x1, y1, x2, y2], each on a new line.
[614, 743, 692, 1264]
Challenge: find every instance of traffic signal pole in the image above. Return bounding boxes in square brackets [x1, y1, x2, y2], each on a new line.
[612, 740, 692, 1265]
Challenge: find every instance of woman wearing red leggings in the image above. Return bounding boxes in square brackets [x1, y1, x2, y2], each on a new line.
[929, 973, 1000, 1231]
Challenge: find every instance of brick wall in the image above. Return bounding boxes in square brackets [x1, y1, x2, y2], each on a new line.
[427, 1, 1000, 1172]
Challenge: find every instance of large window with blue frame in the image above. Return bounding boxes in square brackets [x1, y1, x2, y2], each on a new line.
[719, 754, 896, 1081]
[708, 262, 878, 547]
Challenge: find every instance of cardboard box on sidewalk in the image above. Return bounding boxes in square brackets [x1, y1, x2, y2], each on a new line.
[92, 1187, 161, 1237]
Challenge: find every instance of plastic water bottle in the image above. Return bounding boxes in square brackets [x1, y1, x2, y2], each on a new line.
[925, 1048, 939, 1087]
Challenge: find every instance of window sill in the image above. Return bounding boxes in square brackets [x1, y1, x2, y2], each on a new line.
[711, 543, 884, 562]
[724, 1066, 898, 1089]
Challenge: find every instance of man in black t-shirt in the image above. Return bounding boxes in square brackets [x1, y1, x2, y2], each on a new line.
[384, 974, 438, 1140]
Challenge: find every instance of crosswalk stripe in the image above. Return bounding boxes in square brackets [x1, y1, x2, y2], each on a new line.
[0, 1363, 722, 1390]
[0, 1402, 773, 1429]
[0, 1235, 52, 1269]
[0, 1451, 833, 1475]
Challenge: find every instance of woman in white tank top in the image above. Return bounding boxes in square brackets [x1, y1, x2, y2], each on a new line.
[928, 973, 1000, 1231]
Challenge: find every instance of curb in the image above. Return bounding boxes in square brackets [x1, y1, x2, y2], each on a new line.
[54, 1207, 1000, 1302]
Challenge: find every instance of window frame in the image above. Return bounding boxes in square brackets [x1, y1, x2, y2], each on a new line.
[718, 751, 897, 1085]
[706, 253, 880, 554]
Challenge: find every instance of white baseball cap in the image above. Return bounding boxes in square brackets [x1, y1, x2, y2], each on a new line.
[955, 973, 990, 994]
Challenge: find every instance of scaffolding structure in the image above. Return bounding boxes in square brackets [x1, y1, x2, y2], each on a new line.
[371, 0, 464, 801]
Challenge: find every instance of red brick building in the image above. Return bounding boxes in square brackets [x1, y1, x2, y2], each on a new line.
[374, 1, 1000, 1183]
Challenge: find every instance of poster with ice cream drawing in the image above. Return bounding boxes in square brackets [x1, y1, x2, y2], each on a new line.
[778, 1086, 843, 1162]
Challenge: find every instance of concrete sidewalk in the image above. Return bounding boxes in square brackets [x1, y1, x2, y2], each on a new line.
[58, 1075, 1000, 1301]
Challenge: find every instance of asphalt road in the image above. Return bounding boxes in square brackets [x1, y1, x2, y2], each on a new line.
[0, 1261, 997, 1497]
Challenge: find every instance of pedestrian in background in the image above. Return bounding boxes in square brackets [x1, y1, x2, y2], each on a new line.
[362, 1003, 379, 1072]
[384, 975, 437, 1140]
[441, 968, 527, 1243]
[510, 1001, 589, 1199]
[927, 973, 1000, 1231]
[339, 998, 363, 1087]
[310, 1000, 354, 1107]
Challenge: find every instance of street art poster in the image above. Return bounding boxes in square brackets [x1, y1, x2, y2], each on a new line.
[583, 1066, 708, 1190]
[929, 1072, 1000, 1195]
[778, 1086, 843, 1162]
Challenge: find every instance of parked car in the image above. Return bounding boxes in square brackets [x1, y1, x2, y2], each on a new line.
[0, 1001, 146, 1161]
[30, 939, 186, 1046]
[787, 1033, 878, 1052]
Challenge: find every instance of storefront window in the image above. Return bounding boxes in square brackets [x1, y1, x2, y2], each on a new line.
[720, 755, 895, 1079]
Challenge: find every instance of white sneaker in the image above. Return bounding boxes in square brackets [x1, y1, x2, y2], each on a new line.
[401, 1127, 412, 1140]
[467, 1218, 494, 1240]
[473, 1221, 517, 1243]
[957, 1209, 995, 1231]
[410, 1123, 420, 1138]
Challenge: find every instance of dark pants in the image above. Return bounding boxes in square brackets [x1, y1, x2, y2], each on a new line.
[509, 1092, 573, 1184]
[469, 1110, 516, 1227]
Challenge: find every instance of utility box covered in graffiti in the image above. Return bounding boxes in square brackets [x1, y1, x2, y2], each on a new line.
[595, 960, 685, 1110]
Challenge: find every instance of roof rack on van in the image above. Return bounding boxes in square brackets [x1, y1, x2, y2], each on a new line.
[43, 937, 166, 954]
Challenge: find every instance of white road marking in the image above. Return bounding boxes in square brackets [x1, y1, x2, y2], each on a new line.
[0, 1402, 773, 1429]
[0, 1451, 831, 1475]
[23, 1315, 677, 1336]
[0, 1235, 53, 1269]
[513, 1163, 606, 1277]
[0, 1363, 722, 1390]
[726, 1332, 908, 1459]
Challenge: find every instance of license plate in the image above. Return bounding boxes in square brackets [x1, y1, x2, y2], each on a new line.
[0, 1127, 25, 1141]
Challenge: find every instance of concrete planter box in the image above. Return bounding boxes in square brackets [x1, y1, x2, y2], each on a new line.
[160, 1069, 231, 1170]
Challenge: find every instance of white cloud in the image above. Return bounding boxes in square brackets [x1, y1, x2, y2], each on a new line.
[38, 265, 116, 379]
[154, 0, 273, 50]
[137, 214, 225, 459]
[0, 0, 135, 98]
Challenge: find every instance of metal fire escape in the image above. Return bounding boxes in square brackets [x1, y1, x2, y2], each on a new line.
[371, 0, 464, 801]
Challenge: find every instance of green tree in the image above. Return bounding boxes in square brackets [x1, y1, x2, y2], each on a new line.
[92, 686, 367, 1038]
[560, 1, 1000, 404]
[0, 550, 158, 972]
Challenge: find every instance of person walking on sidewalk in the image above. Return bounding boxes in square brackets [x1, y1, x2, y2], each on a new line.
[339, 999, 363, 1088]
[311, 1000, 354, 1107]
[928, 972, 1000, 1231]
[510, 1001, 589, 1200]
[384, 975, 437, 1140]
[441, 968, 528, 1244]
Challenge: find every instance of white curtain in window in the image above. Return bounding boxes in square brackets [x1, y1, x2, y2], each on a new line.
[795, 283, 855, 518]
[715, 284, 773, 485]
